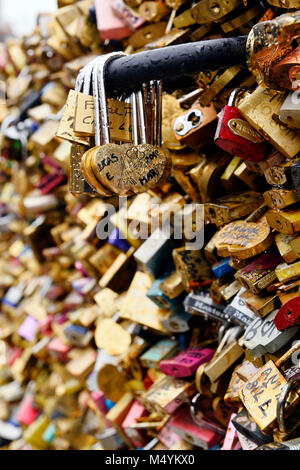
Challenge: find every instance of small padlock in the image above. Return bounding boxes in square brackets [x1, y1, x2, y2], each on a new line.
[279, 91, 300, 130]
[274, 296, 300, 331]
[172, 102, 217, 148]
[214, 88, 266, 162]
[138, 1, 170, 23]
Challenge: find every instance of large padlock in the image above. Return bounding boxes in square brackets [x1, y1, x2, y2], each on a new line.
[214, 88, 266, 162]
[239, 343, 300, 433]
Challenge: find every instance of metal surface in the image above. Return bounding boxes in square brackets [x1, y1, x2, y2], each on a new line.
[105, 36, 247, 92]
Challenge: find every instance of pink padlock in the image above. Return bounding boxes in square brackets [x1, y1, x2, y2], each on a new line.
[158, 422, 182, 449]
[6, 346, 23, 367]
[169, 406, 222, 450]
[91, 391, 109, 415]
[18, 316, 39, 342]
[221, 413, 239, 450]
[17, 395, 40, 426]
[122, 400, 150, 448]
[95, 0, 132, 41]
[39, 315, 54, 336]
[47, 337, 70, 362]
[160, 347, 215, 378]
[111, 0, 146, 32]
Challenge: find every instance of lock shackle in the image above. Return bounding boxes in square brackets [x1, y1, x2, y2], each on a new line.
[82, 58, 99, 96]
[276, 341, 300, 369]
[137, 89, 147, 145]
[228, 87, 248, 107]
[92, 52, 127, 146]
[190, 393, 226, 435]
[276, 377, 300, 433]
[131, 91, 140, 145]
[75, 69, 85, 93]
[76, 57, 99, 93]
[215, 326, 243, 358]
[155, 80, 163, 147]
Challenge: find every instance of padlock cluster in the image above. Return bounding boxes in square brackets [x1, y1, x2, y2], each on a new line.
[0, 0, 299, 452]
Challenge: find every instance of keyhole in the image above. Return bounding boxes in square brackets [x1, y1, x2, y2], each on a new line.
[209, 208, 216, 218]
[210, 2, 220, 14]
[188, 112, 201, 127]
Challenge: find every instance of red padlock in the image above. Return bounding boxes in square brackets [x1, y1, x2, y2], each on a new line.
[214, 88, 267, 162]
[274, 296, 300, 331]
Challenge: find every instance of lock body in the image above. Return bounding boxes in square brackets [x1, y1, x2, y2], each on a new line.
[173, 103, 217, 148]
[215, 103, 266, 162]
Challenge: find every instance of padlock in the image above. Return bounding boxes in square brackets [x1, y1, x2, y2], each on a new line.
[140, 375, 195, 415]
[94, 0, 132, 40]
[160, 347, 214, 378]
[274, 376, 300, 442]
[169, 405, 222, 449]
[279, 91, 300, 130]
[234, 250, 282, 294]
[246, 12, 300, 90]
[138, 1, 170, 23]
[111, 0, 146, 32]
[238, 86, 300, 159]
[184, 289, 227, 324]
[242, 309, 299, 357]
[213, 220, 273, 260]
[82, 55, 171, 196]
[266, 206, 300, 235]
[161, 309, 192, 333]
[119, 271, 170, 333]
[231, 408, 273, 447]
[263, 187, 299, 210]
[274, 297, 300, 331]
[198, 334, 244, 385]
[121, 400, 150, 448]
[272, 45, 300, 92]
[214, 88, 266, 162]
[172, 102, 217, 148]
[140, 338, 178, 369]
[174, 0, 241, 28]
[241, 289, 279, 319]
[146, 278, 183, 310]
[239, 343, 300, 432]
[172, 247, 212, 291]
[265, 0, 300, 6]
[80, 55, 122, 197]
[224, 287, 260, 327]
[190, 393, 227, 436]
[205, 191, 264, 227]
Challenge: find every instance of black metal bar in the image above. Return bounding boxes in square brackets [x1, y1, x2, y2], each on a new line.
[106, 36, 247, 92]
